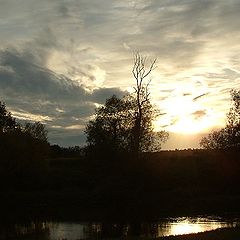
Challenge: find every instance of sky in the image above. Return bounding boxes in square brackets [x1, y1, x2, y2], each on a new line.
[0, 0, 239, 149]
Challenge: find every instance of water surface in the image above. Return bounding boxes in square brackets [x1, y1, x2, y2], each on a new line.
[1, 216, 239, 239]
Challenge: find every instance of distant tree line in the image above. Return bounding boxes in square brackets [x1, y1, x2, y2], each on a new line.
[49, 144, 84, 158]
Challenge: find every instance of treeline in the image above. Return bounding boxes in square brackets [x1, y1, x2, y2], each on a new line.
[49, 145, 84, 158]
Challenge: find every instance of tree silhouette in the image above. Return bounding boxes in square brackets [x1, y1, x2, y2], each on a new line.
[225, 89, 240, 148]
[0, 101, 49, 188]
[131, 53, 168, 153]
[0, 101, 18, 133]
[200, 129, 228, 150]
[23, 121, 48, 142]
[85, 54, 168, 155]
[131, 53, 156, 153]
[85, 95, 132, 154]
[200, 89, 240, 149]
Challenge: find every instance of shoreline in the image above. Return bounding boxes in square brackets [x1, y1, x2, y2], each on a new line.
[159, 226, 240, 240]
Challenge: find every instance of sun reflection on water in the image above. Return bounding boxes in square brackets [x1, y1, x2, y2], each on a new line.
[170, 221, 202, 235]
[159, 217, 232, 237]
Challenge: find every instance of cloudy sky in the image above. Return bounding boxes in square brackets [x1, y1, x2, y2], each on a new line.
[0, 0, 239, 149]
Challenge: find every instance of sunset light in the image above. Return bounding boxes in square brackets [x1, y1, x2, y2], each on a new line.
[1, 2, 240, 238]
[0, 0, 239, 149]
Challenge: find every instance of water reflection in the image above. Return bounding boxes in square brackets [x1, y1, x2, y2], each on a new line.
[160, 217, 236, 236]
[1, 216, 239, 239]
[168, 221, 202, 236]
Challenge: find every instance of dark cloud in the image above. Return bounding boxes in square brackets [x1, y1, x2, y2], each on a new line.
[91, 87, 126, 103]
[0, 47, 126, 146]
[0, 49, 87, 102]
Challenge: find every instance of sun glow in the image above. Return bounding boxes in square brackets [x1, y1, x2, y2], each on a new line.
[154, 90, 224, 134]
[168, 116, 211, 134]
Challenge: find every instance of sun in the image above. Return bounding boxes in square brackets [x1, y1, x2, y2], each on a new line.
[167, 116, 212, 134]
[154, 93, 221, 135]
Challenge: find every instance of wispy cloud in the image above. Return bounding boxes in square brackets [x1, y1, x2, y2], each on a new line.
[192, 93, 208, 101]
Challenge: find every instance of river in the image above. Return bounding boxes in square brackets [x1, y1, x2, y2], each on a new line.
[1, 216, 239, 239]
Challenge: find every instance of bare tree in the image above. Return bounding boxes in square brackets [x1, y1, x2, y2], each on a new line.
[131, 53, 157, 154]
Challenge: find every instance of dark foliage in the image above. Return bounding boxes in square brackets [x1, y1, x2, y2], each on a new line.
[0, 101, 18, 132]
[0, 101, 49, 189]
[50, 144, 84, 158]
[0, 130, 49, 189]
[22, 121, 48, 142]
[85, 95, 131, 155]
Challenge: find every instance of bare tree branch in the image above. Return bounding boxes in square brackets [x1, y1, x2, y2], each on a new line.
[131, 53, 157, 154]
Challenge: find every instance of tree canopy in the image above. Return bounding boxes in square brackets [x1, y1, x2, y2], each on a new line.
[85, 95, 132, 153]
[200, 89, 240, 150]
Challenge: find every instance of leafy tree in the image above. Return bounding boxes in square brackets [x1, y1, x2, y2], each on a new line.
[85, 95, 132, 153]
[200, 89, 240, 150]
[0, 101, 18, 133]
